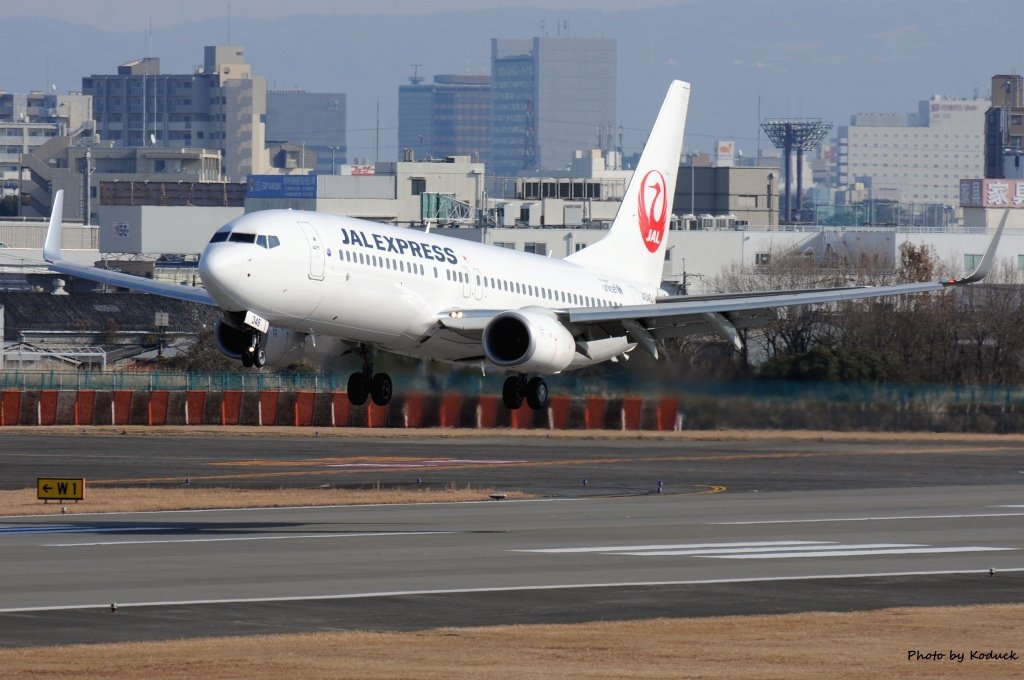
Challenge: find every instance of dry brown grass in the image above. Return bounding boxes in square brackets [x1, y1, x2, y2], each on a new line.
[2, 605, 1022, 679]
[0, 485, 529, 516]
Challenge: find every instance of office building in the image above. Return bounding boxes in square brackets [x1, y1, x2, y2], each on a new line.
[835, 94, 988, 208]
[82, 45, 268, 181]
[985, 74, 1024, 179]
[398, 74, 490, 165]
[266, 89, 347, 175]
[0, 91, 93, 199]
[489, 37, 616, 182]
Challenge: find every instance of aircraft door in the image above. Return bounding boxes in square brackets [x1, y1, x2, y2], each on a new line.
[472, 268, 484, 300]
[296, 221, 325, 281]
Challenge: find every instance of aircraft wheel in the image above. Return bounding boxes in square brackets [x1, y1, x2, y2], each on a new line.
[370, 373, 393, 406]
[347, 372, 369, 406]
[241, 350, 254, 368]
[526, 377, 549, 410]
[502, 376, 525, 409]
[253, 347, 267, 368]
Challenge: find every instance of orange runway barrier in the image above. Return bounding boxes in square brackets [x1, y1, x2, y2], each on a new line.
[584, 397, 607, 430]
[147, 391, 169, 426]
[221, 391, 243, 426]
[438, 394, 461, 428]
[293, 391, 315, 427]
[74, 390, 96, 426]
[258, 391, 280, 426]
[38, 390, 59, 426]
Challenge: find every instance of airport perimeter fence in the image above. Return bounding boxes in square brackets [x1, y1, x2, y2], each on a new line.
[1, 370, 1024, 432]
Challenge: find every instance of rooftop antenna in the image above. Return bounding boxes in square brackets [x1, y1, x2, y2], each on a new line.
[227, 2, 231, 43]
[409, 64, 424, 85]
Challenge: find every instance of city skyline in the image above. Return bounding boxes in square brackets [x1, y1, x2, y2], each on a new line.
[4, 1, 1021, 164]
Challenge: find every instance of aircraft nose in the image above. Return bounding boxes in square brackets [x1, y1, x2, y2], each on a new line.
[199, 245, 245, 310]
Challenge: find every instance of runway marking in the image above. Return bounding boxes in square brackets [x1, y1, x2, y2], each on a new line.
[43, 531, 455, 548]
[708, 546, 1016, 559]
[325, 459, 528, 469]
[711, 512, 1024, 525]
[514, 541, 822, 554]
[516, 541, 1016, 560]
[620, 543, 915, 556]
[5, 568, 1024, 614]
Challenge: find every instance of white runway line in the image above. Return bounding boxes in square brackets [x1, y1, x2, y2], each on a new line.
[711, 512, 1024, 525]
[6, 568, 1024, 614]
[44, 531, 455, 548]
[706, 546, 1016, 559]
[514, 541, 821, 554]
[515, 541, 1017, 560]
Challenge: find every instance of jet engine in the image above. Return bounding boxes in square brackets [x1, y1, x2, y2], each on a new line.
[482, 309, 575, 374]
[213, 318, 305, 367]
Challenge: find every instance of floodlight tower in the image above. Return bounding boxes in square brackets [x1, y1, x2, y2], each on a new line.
[760, 119, 832, 222]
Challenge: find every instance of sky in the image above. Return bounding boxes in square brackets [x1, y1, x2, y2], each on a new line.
[4, 0, 1022, 163]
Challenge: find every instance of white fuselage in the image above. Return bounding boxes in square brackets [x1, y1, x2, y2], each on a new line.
[198, 209, 659, 364]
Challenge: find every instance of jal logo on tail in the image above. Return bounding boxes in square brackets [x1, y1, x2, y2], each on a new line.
[637, 170, 667, 253]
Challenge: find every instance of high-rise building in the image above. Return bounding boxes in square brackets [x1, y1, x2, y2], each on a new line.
[82, 45, 268, 181]
[985, 74, 1024, 179]
[489, 37, 616, 182]
[266, 90, 347, 175]
[0, 91, 93, 199]
[835, 94, 988, 208]
[398, 74, 490, 164]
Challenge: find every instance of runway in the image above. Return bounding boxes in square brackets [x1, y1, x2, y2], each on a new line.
[1, 433, 1023, 646]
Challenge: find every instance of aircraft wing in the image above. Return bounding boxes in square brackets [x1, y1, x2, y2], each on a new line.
[438, 212, 1007, 358]
[569, 213, 1008, 353]
[44, 190, 216, 306]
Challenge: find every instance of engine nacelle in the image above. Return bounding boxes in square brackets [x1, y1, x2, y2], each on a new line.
[482, 309, 575, 374]
[214, 318, 305, 367]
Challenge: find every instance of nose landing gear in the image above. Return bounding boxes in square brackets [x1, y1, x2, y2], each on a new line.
[241, 332, 266, 368]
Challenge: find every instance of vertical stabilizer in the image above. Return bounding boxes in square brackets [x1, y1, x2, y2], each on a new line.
[566, 80, 690, 288]
[43, 190, 65, 263]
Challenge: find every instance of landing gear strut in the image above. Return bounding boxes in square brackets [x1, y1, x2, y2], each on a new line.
[241, 332, 266, 368]
[502, 375, 549, 410]
[347, 347, 392, 406]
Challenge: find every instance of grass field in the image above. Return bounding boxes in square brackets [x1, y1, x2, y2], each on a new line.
[1, 605, 1021, 679]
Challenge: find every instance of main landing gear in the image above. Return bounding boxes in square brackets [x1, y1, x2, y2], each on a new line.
[241, 332, 266, 368]
[347, 349, 392, 406]
[502, 374, 549, 411]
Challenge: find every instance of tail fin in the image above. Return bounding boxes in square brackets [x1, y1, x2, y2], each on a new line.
[566, 80, 690, 288]
[43, 190, 65, 263]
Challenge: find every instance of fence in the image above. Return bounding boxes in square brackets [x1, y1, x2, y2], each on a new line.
[1, 371, 1024, 432]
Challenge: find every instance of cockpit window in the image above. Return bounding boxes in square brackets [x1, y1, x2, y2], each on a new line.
[256, 235, 268, 248]
[209, 231, 229, 243]
[267, 235, 281, 249]
[229, 232, 257, 244]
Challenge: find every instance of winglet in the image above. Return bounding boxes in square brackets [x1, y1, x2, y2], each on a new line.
[945, 208, 1008, 286]
[43, 190, 64, 263]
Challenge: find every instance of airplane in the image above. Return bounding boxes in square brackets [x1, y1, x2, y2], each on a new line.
[43, 80, 1005, 411]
